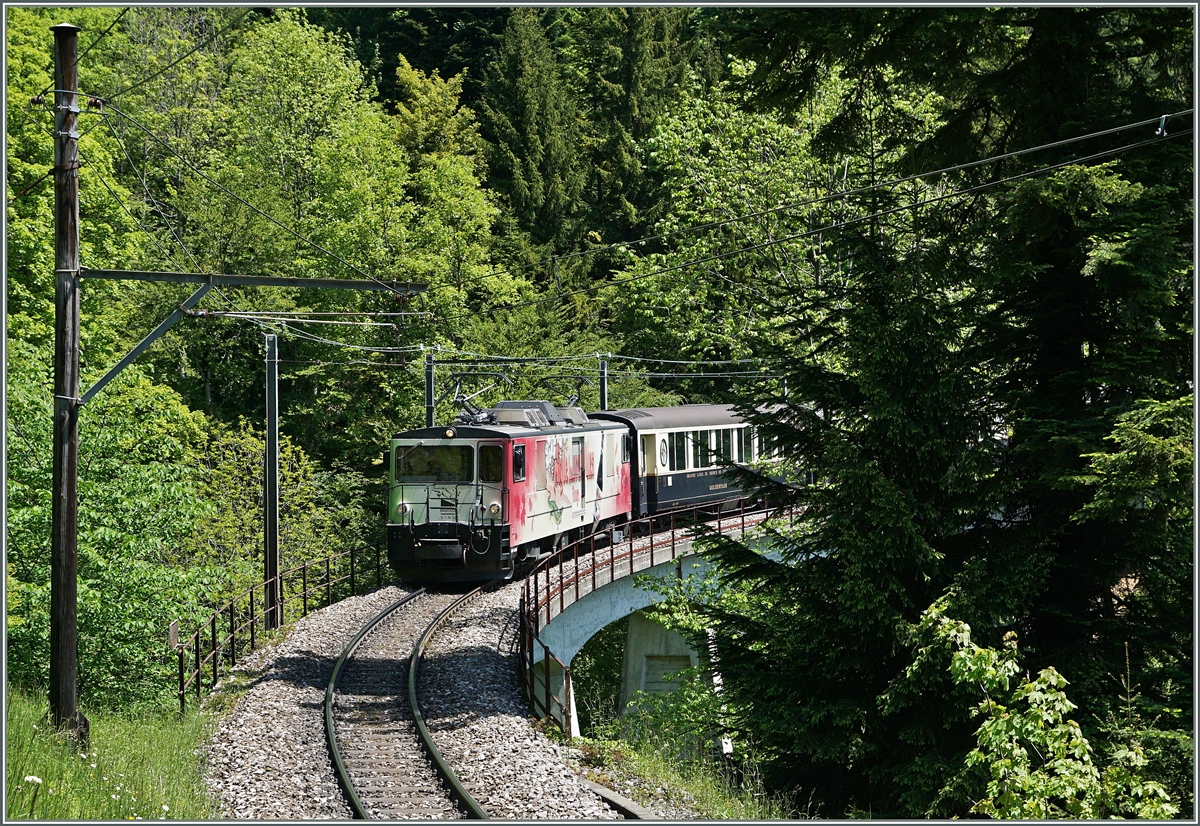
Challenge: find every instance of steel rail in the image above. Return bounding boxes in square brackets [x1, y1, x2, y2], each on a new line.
[408, 587, 491, 820]
[324, 588, 426, 820]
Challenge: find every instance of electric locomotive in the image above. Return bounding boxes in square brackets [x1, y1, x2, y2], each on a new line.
[387, 400, 631, 582]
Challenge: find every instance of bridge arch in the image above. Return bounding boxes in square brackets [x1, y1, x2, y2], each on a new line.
[527, 534, 777, 737]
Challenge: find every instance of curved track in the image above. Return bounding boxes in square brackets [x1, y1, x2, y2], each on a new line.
[325, 588, 489, 819]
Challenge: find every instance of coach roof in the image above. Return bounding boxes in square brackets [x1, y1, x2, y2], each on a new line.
[589, 404, 743, 431]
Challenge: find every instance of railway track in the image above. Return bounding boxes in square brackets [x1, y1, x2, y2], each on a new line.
[325, 588, 489, 820]
[319, 504, 770, 821]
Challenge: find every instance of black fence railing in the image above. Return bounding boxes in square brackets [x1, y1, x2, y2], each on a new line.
[171, 542, 388, 713]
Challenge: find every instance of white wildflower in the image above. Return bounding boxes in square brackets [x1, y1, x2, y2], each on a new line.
[24, 776, 42, 784]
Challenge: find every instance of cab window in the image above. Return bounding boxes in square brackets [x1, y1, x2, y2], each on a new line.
[512, 444, 526, 482]
[479, 444, 504, 483]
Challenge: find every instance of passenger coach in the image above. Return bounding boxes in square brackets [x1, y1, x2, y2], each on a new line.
[590, 404, 768, 517]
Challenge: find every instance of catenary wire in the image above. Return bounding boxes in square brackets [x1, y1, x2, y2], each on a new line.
[196, 313, 399, 328]
[6, 169, 54, 206]
[81, 99, 1186, 359]
[96, 113, 244, 314]
[104, 9, 250, 100]
[434, 109, 1194, 292]
[209, 310, 426, 317]
[8, 417, 50, 476]
[436, 129, 1191, 324]
[215, 128, 1186, 359]
[270, 359, 780, 383]
[34, 7, 130, 98]
[74, 8, 129, 67]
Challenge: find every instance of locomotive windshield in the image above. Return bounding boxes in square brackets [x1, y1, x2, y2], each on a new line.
[395, 445, 473, 483]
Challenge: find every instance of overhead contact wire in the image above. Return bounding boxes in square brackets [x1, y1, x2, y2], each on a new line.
[437, 110, 1194, 291]
[439, 129, 1191, 323]
[104, 9, 250, 100]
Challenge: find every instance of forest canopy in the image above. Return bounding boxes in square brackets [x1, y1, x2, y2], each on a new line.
[5, 6, 1192, 817]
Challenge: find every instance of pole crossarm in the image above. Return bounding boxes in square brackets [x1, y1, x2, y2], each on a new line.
[79, 283, 212, 406]
[75, 270, 428, 405]
[79, 268, 427, 295]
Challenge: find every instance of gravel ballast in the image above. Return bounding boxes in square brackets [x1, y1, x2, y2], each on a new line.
[201, 577, 700, 819]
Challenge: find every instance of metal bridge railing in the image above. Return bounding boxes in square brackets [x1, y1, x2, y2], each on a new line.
[170, 542, 387, 714]
[518, 501, 778, 737]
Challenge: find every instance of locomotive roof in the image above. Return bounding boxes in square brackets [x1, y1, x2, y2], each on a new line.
[391, 418, 623, 441]
[589, 404, 743, 431]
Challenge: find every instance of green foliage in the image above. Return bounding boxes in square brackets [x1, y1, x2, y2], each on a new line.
[552, 7, 690, 246]
[667, 8, 1192, 816]
[565, 617, 627, 736]
[180, 418, 375, 601]
[6, 336, 369, 708]
[478, 8, 584, 251]
[917, 603, 1178, 819]
[308, 8, 510, 110]
[5, 6, 150, 355]
[570, 734, 801, 820]
[6, 338, 221, 708]
[621, 667, 730, 762]
[603, 69, 838, 400]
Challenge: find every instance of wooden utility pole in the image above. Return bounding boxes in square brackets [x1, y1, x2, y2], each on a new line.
[264, 335, 280, 629]
[49, 21, 88, 741]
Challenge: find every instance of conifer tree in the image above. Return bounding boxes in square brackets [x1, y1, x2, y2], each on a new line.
[477, 8, 584, 252]
[686, 7, 1192, 815]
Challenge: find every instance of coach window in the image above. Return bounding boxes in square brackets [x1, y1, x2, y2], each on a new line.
[718, 429, 733, 462]
[512, 444, 526, 483]
[738, 426, 754, 462]
[691, 429, 712, 468]
[623, 433, 631, 463]
[668, 431, 687, 471]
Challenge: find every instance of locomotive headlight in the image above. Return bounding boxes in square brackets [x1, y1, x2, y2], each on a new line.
[488, 503, 501, 516]
[445, 427, 456, 439]
[396, 502, 409, 516]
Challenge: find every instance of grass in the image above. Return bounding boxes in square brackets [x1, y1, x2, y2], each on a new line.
[5, 685, 218, 820]
[568, 735, 807, 819]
